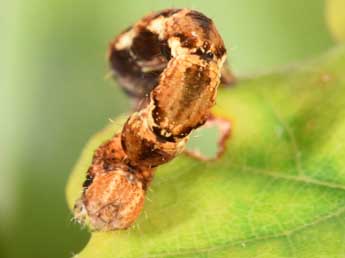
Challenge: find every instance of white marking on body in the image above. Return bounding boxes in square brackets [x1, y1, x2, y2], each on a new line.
[168, 37, 190, 57]
[147, 17, 166, 38]
[115, 30, 136, 50]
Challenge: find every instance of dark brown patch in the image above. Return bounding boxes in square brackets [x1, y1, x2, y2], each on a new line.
[131, 29, 161, 61]
[152, 126, 175, 142]
[109, 48, 141, 79]
[151, 94, 164, 124]
[187, 10, 213, 35]
[195, 48, 214, 61]
[121, 116, 174, 168]
[194, 42, 214, 61]
[120, 120, 130, 153]
[135, 138, 155, 161]
[214, 45, 226, 58]
[102, 161, 113, 171]
[109, 46, 162, 99]
[136, 138, 171, 166]
[202, 41, 211, 51]
[82, 174, 94, 190]
[159, 39, 172, 60]
[181, 64, 211, 104]
[174, 33, 197, 48]
[141, 70, 162, 83]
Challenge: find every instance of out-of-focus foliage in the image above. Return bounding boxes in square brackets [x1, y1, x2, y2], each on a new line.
[0, 0, 335, 258]
[326, 0, 345, 42]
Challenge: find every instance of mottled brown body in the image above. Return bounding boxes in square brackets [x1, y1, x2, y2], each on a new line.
[74, 8, 229, 231]
[74, 135, 154, 230]
[108, 8, 230, 100]
[122, 110, 188, 167]
[151, 55, 220, 137]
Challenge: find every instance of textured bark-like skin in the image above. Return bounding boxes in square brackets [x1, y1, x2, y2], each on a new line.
[74, 8, 228, 231]
[122, 110, 188, 167]
[81, 170, 145, 230]
[108, 8, 230, 101]
[151, 55, 220, 137]
[74, 135, 154, 231]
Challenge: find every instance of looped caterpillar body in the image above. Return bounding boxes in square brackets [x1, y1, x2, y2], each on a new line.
[74, 8, 230, 231]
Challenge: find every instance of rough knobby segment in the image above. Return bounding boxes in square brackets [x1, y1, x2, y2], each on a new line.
[74, 8, 229, 231]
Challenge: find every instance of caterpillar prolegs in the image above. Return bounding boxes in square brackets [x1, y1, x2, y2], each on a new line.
[73, 8, 231, 231]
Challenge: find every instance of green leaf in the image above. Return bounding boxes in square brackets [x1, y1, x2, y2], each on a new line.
[66, 46, 345, 258]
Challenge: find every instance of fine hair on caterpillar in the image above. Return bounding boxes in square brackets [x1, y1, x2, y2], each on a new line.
[73, 8, 231, 231]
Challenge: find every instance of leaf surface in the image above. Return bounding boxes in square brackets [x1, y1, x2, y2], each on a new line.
[66, 46, 345, 258]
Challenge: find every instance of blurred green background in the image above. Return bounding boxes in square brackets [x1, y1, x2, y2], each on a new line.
[0, 0, 334, 257]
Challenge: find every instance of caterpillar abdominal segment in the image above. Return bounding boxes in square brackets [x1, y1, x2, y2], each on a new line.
[74, 8, 230, 231]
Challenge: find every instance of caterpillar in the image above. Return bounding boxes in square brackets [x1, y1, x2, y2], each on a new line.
[73, 8, 231, 231]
